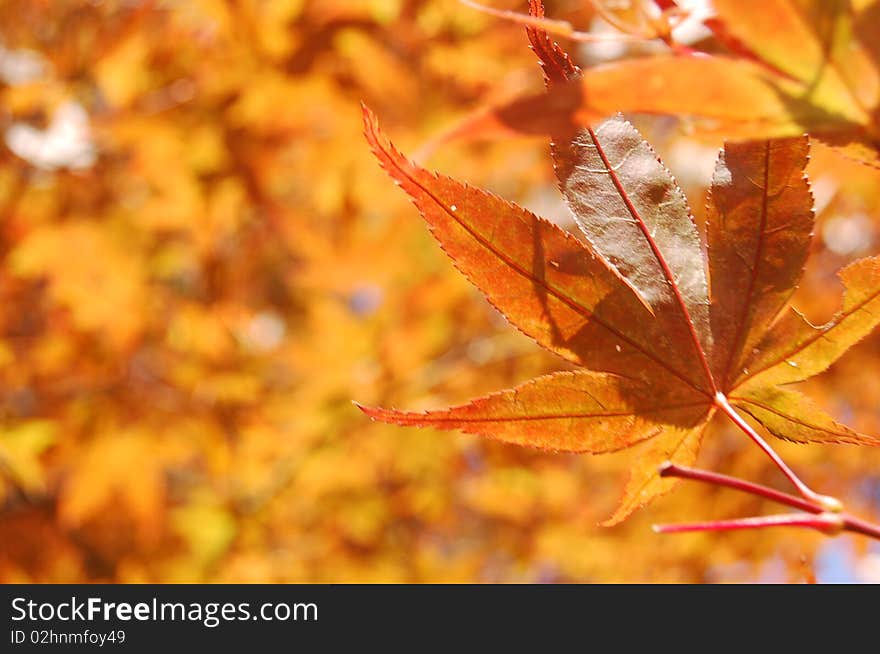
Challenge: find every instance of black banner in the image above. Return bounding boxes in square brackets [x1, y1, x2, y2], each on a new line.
[0, 584, 869, 650]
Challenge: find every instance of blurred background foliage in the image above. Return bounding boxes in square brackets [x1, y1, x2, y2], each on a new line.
[0, 0, 878, 583]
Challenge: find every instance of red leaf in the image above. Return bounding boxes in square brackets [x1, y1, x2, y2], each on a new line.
[359, 370, 709, 454]
[706, 137, 814, 388]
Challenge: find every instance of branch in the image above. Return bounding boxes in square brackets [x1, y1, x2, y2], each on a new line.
[658, 462, 819, 514]
[656, 462, 880, 542]
[459, 0, 655, 43]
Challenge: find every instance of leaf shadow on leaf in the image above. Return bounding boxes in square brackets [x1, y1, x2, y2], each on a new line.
[762, 3, 879, 164]
[811, 129, 880, 168]
[769, 83, 880, 167]
[795, 0, 847, 98]
[528, 211, 565, 349]
[520, 232, 712, 429]
[855, 1, 880, 75]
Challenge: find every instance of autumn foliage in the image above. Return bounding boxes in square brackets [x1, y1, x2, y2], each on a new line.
[2, 1, 880, 583]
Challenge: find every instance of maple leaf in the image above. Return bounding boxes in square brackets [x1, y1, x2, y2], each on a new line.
[357, 14, 880, 522]
[443, 0, 880, 168]
[358, 97, 880, 521]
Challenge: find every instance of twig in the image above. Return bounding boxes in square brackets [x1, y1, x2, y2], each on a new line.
[654, 512, 843, 535]
[656, 462, 880, 541]
[658, 462, 819, 514]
